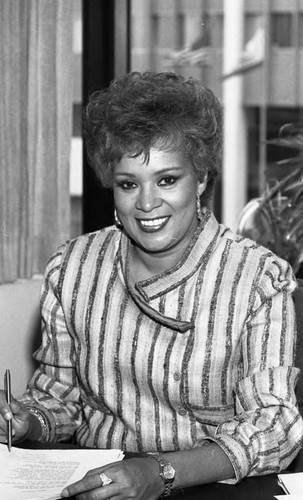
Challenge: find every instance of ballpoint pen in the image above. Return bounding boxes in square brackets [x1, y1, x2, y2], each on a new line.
[4, 369, 12, 452]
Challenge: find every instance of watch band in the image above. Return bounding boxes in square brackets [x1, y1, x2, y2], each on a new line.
[146, 452, 175, 497]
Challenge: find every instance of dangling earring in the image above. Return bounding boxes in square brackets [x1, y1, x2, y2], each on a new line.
[196, 193, 202, 221]
[114, 209, 122, 228]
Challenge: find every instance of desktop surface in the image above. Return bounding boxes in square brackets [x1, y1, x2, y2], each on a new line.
[19, 440, 303, 499]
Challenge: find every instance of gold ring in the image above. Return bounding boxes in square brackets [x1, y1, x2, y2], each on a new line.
[100, 472, 112, 486]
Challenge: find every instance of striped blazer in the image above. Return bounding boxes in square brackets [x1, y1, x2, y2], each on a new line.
[21, 211, 303, 481]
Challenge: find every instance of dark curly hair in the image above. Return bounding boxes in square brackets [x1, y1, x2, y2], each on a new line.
[83, 71, 223, 204]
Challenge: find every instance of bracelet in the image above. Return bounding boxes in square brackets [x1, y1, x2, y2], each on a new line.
[27, 407, 50, 442]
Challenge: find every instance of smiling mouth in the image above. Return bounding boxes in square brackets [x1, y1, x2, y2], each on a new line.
[136, 216, 170, 232]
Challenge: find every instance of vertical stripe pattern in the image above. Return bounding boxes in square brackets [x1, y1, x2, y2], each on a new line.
[20, 215, 303, 481]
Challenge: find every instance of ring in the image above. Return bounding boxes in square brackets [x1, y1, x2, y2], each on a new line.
[100, 472, 112, 486]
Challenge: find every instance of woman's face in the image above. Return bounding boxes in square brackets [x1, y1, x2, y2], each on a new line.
[113, 147, 207, 256]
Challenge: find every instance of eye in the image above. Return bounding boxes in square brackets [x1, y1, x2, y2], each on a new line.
[115, 180, 137, 190]
[158, 176, 178, 187]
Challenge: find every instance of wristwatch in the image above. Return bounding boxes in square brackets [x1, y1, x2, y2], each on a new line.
[146, 452, 175, 497]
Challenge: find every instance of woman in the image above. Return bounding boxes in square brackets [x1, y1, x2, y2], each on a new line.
[0, 71, 302, 499]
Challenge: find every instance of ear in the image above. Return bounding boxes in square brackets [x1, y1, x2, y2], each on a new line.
[197, 173, 208, 196]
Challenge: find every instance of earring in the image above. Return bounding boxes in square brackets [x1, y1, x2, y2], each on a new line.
[114, 209, 122, 228]
[196, 193, 202, 221]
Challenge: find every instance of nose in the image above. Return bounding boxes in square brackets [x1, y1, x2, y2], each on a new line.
[135, 185, 162, 213]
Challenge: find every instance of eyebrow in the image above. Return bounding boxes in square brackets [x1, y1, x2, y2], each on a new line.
[114, 166, 184, 178]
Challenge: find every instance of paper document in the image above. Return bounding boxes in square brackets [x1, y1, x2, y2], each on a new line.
[277, 472, 303, 495]
[0, 444, 124, 500]
[275, 496, 303, 500]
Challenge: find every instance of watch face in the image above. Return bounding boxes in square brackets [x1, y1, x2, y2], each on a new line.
[163, 464, 175, 480]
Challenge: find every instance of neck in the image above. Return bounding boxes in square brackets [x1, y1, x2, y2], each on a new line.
[131, 246, 185, 280]
[128, 224, 201, 283]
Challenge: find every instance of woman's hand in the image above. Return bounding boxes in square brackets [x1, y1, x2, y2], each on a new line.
[61, 457, 164, 500]
[0, 390, 31, 444]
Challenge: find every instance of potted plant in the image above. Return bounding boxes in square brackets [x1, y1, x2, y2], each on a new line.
[238, 123, 303, 278]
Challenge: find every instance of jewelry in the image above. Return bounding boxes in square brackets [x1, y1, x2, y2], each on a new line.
[114, 209, 122, 227]
[100, 472, 113, 486]
[196, 192, 202, 221]
[146, 452, 175, 497]
[27, 407, 50, 442]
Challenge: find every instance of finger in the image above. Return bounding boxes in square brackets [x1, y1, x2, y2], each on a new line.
[10, 400, 30, 423]
[0, 391, 13, 420]
[0, 392, 23, 419]
[0, 398, 29, 442]
[0, 400, 27, 428]
[72, 487, 114, 500]
[61, 473, 104, 497]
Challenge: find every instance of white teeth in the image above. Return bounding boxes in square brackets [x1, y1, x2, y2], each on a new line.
[140, 217, 167, 227]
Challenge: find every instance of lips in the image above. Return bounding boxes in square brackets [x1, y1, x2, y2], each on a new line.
[136, 216, 170, 232]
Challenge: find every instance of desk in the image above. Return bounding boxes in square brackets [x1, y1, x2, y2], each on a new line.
[20, 441, 303, 499]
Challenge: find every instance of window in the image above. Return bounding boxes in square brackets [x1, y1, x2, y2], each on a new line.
[245, 14, 263, 45]
[271, 13, 292, 47]
[211, 14, 224, 48]
[299, 13, 303, 47]
[176, 13, 185, 49]
[151, 14, 160, 47]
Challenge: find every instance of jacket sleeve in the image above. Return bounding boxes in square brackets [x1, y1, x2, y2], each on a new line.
[205, 257, 303, 482]
[19, 243, 83, 442]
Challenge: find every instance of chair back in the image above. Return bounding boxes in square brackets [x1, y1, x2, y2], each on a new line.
[0, 278, 42, 396]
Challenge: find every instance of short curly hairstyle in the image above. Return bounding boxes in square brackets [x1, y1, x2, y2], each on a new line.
[83, 71, 223, 204]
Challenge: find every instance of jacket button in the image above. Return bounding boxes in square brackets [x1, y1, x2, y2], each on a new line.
[178, 407, 187, 416]
[173, 372, 181, 381]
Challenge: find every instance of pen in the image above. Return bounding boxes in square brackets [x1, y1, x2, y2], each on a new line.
[4, 369, 12, 452]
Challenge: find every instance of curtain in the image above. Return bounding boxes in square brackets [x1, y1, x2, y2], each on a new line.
[0, 0, 73, 283]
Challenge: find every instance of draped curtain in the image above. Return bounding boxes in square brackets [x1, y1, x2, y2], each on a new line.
[0, 0, 73, 283]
